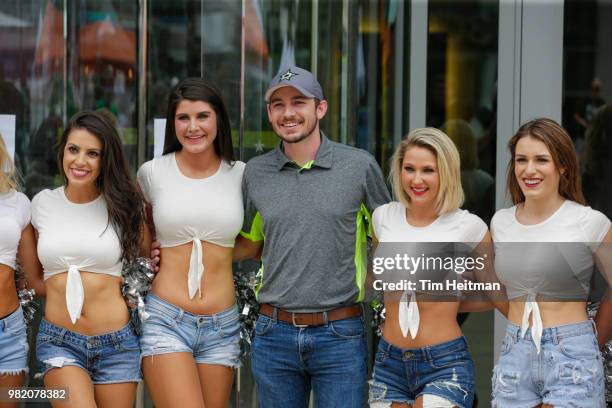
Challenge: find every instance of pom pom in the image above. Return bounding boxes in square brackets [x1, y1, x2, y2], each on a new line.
[14, 263, 38, 325]
[233, 268, 260, 358]
[121, 257, 155, 335]
[370, 299, 386, 338]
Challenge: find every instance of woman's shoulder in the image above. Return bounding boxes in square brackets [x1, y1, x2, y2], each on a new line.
[564, 200, 611, 242]
[491, 206, 517, 227]
[441, 209, 487, 240]
[32, 187, 62, 207]
[373, 201, 403, 218]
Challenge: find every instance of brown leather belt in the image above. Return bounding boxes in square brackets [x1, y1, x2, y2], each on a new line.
[259, 303, 362, 327]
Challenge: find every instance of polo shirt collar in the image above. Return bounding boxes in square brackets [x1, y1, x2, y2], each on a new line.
[274, 132, 333, 170]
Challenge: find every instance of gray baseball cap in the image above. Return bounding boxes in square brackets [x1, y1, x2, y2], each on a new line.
[265, 66, 325, 103]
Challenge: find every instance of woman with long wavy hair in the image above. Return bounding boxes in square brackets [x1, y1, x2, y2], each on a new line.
[32, 111, 147, 408]
[0, 134, 43, 408]
[137, 78, 244, 408]
[491, 118, 611, 407]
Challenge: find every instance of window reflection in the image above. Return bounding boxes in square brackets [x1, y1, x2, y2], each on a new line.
[563, 0, 612, 219]
[427, 1, 499, 404]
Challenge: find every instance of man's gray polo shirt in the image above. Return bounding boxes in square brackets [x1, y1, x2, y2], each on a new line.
[241, 135, 391, 312]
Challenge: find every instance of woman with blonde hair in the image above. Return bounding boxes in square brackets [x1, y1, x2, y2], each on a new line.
[368, 127, 499, 408]
[0, 134, 43, 407]
[491, 118, 611, 407]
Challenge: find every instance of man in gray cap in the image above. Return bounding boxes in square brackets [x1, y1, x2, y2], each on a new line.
[237, 66, 390, 407]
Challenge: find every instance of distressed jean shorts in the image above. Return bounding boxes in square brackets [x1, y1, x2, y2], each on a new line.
[36, 319, 141, 384]
[492, 320, 605, 408]
[0, 306, 28, 375]
[139, 293, 241, 368]
[369, 336, 475, 408]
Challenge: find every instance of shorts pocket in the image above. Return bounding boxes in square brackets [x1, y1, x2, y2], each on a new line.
[117, 335, 140, 352]
[329, 318, 365, 339]
[254, 315, 273, 336]
[499, 334, 513, 356]
[428, 350, 470, 369]
[4, 318, 26, 337]
[559, 333, 600, 360]
[217, 313, 240, 338]
[374, 350, 388, 364]
[144, 306, 177, 329]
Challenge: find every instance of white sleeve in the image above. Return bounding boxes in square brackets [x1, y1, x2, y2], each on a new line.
[462, 212, 488, 244]
[581, 207, 611, 243]
[30, 191, 43, 231]
[16, 192, 31, 230]
[136, 160, 153, 203]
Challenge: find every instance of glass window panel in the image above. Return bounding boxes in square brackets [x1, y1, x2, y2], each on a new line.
[427, 0, 499, 403]
[0, 0, 65, 197]
[563, 0, 612, 219]
[66, 0, 139, 171]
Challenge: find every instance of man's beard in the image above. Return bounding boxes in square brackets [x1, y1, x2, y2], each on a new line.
[276, 120, 317, 144]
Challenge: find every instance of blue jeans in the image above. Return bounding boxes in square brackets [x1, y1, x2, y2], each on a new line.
[0, 306, 28, 375]
[492, 320, 605, 408]
[36, 319, 141, 384]
[139, 293, 241, 368]
[251, 312, 367, 408]
[369, 336, 475, 408]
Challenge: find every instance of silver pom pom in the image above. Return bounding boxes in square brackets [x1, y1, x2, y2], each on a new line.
[121, 257, 155, 335]
[233, 269, 259, 358]
[14, 263, 38, 325]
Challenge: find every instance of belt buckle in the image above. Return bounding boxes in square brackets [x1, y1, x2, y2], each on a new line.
[291, 313, 309, 328]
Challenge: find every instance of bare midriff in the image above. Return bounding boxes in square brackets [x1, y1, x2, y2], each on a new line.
[0, 263, 19, 318]
[151, 240, 236, 314]
[45, 272, 128, 335]
[383, 299, 463, 348]
[507, 299, 588, 328]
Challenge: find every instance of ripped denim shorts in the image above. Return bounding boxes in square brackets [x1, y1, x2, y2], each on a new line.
[0, 306, 28, 375]
[492, 320, 605, 408]
[35, 319, 141, 384]
[369, 336, 475, 408]
[139, 293, 241, 368]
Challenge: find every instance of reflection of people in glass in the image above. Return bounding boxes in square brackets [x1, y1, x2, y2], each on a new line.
[0, 135, 42, 407]
[32, 112, 146, 407]
[574, 77, 605, 134]
[491, 118, 611, 407]
[138, 78, 243, 408]
[584, 103, 612, 217]
[442, 119, 495, 224]
[369, 128, 492, 408]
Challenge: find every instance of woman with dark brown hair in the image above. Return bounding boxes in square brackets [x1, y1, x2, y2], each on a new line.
[137, 78, 243, 408]
[32, 111, 148, 408]
[491, 118, 611, 407]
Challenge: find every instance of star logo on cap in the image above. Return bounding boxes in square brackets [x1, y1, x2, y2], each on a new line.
[280, 69, 298, 81]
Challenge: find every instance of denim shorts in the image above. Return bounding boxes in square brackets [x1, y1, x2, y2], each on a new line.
[139, 293, 241, 368]
[492, 320, 605, 408]
[0, 307, 28, 375]
[369, 336, 475, 408]
[36, 319, 141, 384]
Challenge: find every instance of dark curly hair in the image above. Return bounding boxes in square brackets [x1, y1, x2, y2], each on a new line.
[57, 111, 144, 262]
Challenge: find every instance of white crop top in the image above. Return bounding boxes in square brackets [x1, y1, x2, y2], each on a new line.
[0, 190, 31, 269]
[373, 202, 488, 338]
[491, 200, 611, 352]
[137, 153, 245, 298]
[32, 187, 122, 324]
